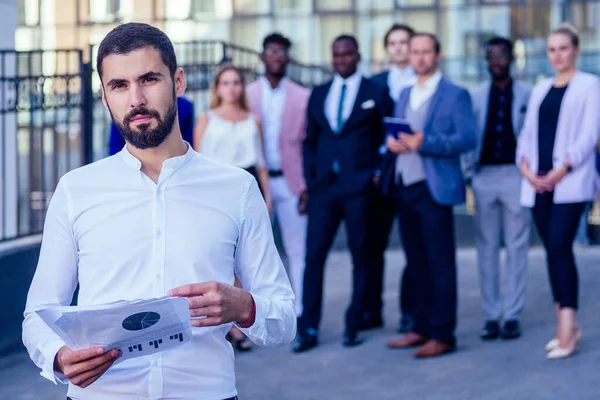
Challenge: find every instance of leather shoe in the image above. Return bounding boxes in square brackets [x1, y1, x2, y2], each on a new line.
[358, 317, 384, 331]
[413, 340, 455, 358]
[480, 320, 500, 340]
[343, 331, 364, 347]
[292, 333, 318, 353]
[387, 331, 428, 349]
[500, 320, 521, 340]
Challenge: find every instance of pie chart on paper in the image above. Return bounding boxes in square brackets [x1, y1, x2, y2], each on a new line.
[122, 311, 161, 331]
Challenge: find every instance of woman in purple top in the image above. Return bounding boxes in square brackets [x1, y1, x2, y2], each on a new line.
[517, 24, 600, 360]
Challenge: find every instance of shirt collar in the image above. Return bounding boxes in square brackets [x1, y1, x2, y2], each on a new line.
[119, 141, 195, 171]
[261, 76, 287, 92]
[333, 70, 362, 88]
[416, 70, 442, 91]
[389, 65, 415, 77]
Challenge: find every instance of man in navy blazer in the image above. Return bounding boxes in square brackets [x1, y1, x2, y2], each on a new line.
[384, 33, 476, 357]
[293, 35, 394, 353]
[109, 96, 195, 155]
[364, 23, 417, 335]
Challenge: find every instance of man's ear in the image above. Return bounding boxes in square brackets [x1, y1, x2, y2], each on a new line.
[174, 68, 187, 97]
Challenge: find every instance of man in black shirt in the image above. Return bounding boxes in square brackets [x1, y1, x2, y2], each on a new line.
[464, 37, 532, 341]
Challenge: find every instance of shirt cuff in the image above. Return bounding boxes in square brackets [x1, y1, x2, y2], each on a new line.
[41, 339, 68, 385]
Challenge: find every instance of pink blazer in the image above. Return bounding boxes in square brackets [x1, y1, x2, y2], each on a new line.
[246, 78, 310, 196]
[517, 71, 600, 207]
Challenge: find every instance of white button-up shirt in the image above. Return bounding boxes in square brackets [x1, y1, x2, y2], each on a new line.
[387, 65, 416, 102]
[260, 76, 287, 170]
[410, 70, 442, 110]
[325, 71, 362, 132]
[22, 144, 296, 400]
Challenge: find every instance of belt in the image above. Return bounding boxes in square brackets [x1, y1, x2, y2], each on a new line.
[268, 170, 284, 177]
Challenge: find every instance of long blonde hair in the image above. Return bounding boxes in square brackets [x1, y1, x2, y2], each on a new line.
[209, 64, 250, 111]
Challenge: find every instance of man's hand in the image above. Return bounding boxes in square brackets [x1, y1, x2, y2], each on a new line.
[54, 346, 121, 388]
[398, 131, 424, 152]
[386, 136, 408, 154]
[297, 190, 308, 215]
[169, 282, 254, 328]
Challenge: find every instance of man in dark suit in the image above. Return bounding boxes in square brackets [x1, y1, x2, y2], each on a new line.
[293, 35, 394, 353]
[363, 23, 417, 334]
[384, 33, 476, 357]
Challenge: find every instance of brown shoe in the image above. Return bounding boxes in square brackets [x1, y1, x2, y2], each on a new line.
[387, 332, 429, 349]
[413, 340, 455, 358]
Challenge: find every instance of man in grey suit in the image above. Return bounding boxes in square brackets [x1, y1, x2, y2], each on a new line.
[384, 33, 476, 357]
[464, 37, 532, 341]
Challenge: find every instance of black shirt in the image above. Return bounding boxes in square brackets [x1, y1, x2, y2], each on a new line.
[480, 83, 517, 165]
[538, 85, 568, 173]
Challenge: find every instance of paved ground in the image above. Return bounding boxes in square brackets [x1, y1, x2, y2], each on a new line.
[2, 247, 600, 400]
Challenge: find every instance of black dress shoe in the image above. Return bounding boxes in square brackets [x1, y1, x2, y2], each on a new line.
[397, 317, 414, 334]
[358, 317, 384, 331]
[342, 331, 364, 347]
[501, 320, 521, 340]
[480, 320, 500, 340]
[292, 333, 318, 353]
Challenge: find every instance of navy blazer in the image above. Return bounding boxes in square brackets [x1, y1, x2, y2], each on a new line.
[380, 78, 477, 205]
[370, 71, 390, 91]
[108, 97, 196, 156]
[303, 77, 394, 194]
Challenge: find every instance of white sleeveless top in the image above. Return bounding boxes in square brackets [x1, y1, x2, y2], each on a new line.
[200, 112, 265, 170]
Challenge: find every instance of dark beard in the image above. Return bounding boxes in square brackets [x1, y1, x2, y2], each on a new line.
[111, 97, 178, 150]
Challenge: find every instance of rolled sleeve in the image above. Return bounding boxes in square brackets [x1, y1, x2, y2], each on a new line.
[234, 176, 296, 346]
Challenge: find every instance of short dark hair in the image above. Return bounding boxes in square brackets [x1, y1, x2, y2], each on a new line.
[96, 22, 178, 82]
[262, 32, 292, 51]
[333, 34, 359, 51]
[410, 32, 441, 54]
[384, 24, 415, 48]
[485, 37, 513, 55]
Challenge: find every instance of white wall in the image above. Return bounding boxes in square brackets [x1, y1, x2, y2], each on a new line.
[0, 0, 18, 240]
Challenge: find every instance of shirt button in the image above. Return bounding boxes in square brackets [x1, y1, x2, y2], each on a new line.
[157, 230, 162, 236]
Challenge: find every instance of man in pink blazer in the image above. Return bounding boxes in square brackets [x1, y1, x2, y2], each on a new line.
[246, 33, 311, 317]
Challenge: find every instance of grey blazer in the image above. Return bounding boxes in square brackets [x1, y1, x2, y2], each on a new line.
[463, 80, 532, 179]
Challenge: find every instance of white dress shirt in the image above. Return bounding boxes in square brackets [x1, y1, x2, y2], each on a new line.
[260, 76, 286, 170]
[22, 144, 296, 400]
[387, 65, 416, 102]
[325, 71, 362, 132]
[410, 70, 442, 110]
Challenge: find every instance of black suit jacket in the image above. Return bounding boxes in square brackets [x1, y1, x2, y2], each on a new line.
[370, 71, 390, 92]
[303, 77, 394, 195]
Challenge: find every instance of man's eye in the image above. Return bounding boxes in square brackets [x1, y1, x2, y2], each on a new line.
[112, 83, 126, 90]
[143, 77, 157, 83]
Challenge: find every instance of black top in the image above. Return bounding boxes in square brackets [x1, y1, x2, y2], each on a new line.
[480, 82, 516, 165]
[538, 85, 568, 173]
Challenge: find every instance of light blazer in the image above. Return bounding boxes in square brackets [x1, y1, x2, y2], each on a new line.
[382, 77, 477, 205]
[463, 79, 532, 179]
[516, 71, 600, 207]
[247, 78, 311, 196]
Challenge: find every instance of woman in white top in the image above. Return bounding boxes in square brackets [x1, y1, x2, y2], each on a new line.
[194, 65, 271, 214]
[194, 65, 272, 352]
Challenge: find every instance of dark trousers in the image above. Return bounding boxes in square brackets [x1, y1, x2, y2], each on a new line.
[363, 193, 395, 320]
[396, 181, 457, 346]
[299, 186, 374, 335]
[365, 192, 416, 323]
[532, 192, 585, 310]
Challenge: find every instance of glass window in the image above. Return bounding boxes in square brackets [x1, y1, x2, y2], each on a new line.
[315, 0, 353, 11]
[273, 17, 314, 63]
[438, 7, 480, 84]
[395, 10, 436, 33]
[395, 0, 437, 8]
[316, 15, 355, 65]
[274, 0, 312, 14]
[357, 0, 394, 11]
[88, 0, 121, 23]
[571, 1, 600, 50]
[18, 0, 41, 26]
[230, 17, 274, 51]
[355, 14, 395, 75]
[233, 0, 271, 14]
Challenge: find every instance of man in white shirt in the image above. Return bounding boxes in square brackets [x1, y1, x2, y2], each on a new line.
[365, 23, 417, 335]
[246, 33, 311, 318]
[22, 22, 296, 400]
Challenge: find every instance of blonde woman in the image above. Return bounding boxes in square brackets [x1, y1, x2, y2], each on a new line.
[517, 24, 600, 359]
[194, 65, 272, 213]
[194, 66, 272, 351]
